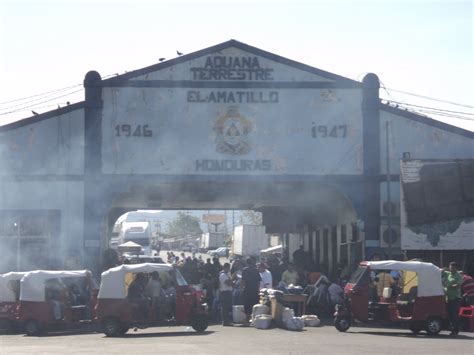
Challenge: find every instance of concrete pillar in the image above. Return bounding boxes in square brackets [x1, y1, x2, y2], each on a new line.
[362, 73, 381, 250]
[83, 70, 103, 274]
[336, 225, 342, 265]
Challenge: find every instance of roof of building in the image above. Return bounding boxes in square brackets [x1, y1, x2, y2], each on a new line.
[1, 40, 472, 139]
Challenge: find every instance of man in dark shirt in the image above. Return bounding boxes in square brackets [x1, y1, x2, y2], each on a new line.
[128, 273, 148, 320]
[241, 258, 261, 324]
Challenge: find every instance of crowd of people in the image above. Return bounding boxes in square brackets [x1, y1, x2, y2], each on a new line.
[162, 248, 345, 325]
[116, 247, 474, 334]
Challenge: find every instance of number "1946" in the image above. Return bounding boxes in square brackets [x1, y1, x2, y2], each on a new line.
[115, 124, 153, 137]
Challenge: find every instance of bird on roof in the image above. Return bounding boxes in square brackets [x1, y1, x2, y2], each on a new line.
[159, 58, 166, 62]
[177, 50, 183, 56]
[32, 110, 39, 115]
[66, 101, 70, 105]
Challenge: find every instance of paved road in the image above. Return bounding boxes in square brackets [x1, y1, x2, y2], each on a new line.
[2, 323, 473, 354]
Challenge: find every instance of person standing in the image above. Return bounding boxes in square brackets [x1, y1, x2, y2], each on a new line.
[219, 263, 234, 326]
[147, 271, 162, 320]
[241, 258, 261, 325]
[443, 262, 463, 336]
[258, 263, 273, 290]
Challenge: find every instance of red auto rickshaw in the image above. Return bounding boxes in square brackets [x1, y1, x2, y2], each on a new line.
[0, 272, 27, 333]
[334, 260, 447, 335]
[96, 263, 208, 337]
[18, 270, 98, 336]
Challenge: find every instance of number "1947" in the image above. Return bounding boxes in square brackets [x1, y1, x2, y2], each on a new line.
[115, 124, 153, 137]
[311, 124, 347, 138]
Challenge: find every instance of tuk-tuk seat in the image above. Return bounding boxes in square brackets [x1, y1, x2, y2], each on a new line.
[396, 286, 417, 306]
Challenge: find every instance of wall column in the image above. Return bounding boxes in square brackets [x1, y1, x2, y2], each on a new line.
[362, 73, 381, 252]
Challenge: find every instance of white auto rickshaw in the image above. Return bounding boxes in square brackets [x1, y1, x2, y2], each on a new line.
[334, 260, 448, 335]
[0, 272, 28, 333]
[18, 270, 98, 335]
[96, 263, 208, 337]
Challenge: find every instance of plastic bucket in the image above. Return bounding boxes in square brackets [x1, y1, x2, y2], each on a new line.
[232, 305, 246, 324]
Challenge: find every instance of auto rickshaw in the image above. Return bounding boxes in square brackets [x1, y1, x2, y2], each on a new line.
[18, 270, 98, 336]
[334, 260, 447, 335]
[96, 263, 208, 337]
[0, 272, 28, 333]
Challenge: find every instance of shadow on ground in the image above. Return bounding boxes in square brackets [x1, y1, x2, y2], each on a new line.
[351, 330, 473, 340]
[118, 330, 215, 338]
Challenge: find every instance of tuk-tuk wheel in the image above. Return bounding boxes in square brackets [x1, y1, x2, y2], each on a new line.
[334, 317, 351, 332]
[425, 317, 442, 335]
[103, 317, 121, 337]
[119, 324, 130, 336]
[24, 319, 41, 336]
[0, 319, 11, 334]
[191, 315, 208, 332]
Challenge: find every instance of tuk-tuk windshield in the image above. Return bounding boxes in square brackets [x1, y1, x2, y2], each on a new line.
[174, 269, 188, 287]
[349, 266, 369, 285]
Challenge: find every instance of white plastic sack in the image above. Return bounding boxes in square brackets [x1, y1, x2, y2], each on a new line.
[286, 316, 304, 331]
[251, 304, 270, 320]
[232, 305, 246, 324]
[253, 314, 272, 329]
[281, 307, 295, 324]
[302, 314, 321, 327]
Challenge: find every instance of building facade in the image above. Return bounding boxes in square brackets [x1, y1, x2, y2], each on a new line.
[0, 40, 472, 274]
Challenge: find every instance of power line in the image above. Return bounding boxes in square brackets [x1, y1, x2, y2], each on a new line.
[387, 101, 474, 116]
[0, 72, 117, 107]
[0, 89, 84, 116]
[0, 87, 84, 111]
[384, 87, 474, 109]
[409, 109, 474, 121]
[0, 84, 83, 105]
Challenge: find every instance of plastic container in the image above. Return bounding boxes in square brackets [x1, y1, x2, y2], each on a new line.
[281, 307, 295, 324]
[232, 305, 246, 324]
[251, 304, 270, 320]
[253, 314, 272, 329]
[286, 316, 304, 331]
[302, 314, 321, 327]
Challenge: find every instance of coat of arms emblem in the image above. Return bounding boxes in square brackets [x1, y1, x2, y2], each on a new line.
[214, 106, 252, 155]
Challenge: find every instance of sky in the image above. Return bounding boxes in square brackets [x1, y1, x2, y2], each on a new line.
[0, 0, 473, 131]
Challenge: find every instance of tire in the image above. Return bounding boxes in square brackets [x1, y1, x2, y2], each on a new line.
[334, 317, 351, 332]
[119, 324, 129, 336]
[425, 317, 442, 336]
[102, 317, 121, 337]
[24, 319, 41, 336]
[191, 315, 208, 332]
[0, 319, 11, 334]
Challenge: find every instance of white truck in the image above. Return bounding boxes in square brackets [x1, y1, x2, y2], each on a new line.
[232, 225, 268, 258]
[200, 232, 225, 251]
[119, 221, 154, 256]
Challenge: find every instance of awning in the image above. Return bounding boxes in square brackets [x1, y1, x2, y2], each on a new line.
[260, 244, 283, 255]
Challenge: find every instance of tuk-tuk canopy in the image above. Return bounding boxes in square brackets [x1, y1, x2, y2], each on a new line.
[98, 263, 173, 300]
[364, 260, 444, 297]
[19, 270, 91, 302]
[0, 272, 28, 303]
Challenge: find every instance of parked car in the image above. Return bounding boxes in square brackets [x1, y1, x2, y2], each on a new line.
[181, 243, 196, 252]
[209, 247, 229, 257]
